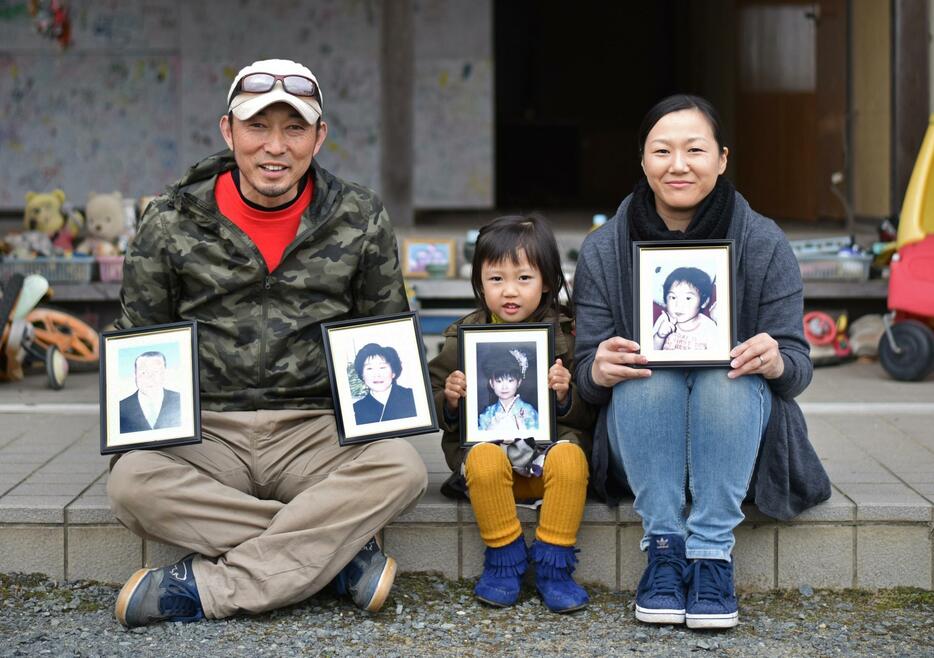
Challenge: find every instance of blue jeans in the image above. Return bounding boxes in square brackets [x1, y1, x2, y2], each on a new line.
[608, 368, 771, 561]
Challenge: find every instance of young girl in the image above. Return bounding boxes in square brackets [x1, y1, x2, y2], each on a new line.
[477, 347, 539, 432]
[427, 214, 595, 613]
[652, 267, 718, 351]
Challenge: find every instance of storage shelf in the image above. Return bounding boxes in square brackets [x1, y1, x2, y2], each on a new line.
[42, 277, 890, 305]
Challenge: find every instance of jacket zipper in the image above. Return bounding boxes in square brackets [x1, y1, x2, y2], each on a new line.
[259, 274, 274, 388]
[181, 193, 274, 387]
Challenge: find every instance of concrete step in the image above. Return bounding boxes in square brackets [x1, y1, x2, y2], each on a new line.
[1, 430, 932, 591]
[1, 365, 933, 591]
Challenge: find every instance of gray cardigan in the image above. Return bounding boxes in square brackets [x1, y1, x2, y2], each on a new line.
[573, 192, 831, 521]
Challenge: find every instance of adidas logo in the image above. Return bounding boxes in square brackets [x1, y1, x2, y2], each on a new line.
[169, 562, 188, 581]
[656, 537, 669, 550]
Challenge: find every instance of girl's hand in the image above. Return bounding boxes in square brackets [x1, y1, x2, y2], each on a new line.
[444, 370, 467, 411]
[548, 358, 571, 404]
[591, 337, 651, 388]
[728, 333, 784, 380]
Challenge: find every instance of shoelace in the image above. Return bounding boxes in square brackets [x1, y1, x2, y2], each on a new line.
[684, 560, 730, 604]
[159, 580, 199, 617]
[640, 555, 686, 597]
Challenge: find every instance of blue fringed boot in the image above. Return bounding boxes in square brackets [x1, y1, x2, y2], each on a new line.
[474, 536, 528, 607]
[529, 540, 590, 613]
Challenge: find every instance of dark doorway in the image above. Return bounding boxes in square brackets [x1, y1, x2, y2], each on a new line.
[494, 0, 847, 222]
[495, 1, 704, 210]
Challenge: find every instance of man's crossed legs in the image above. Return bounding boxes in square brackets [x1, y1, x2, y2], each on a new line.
[107, 409, 428, 625]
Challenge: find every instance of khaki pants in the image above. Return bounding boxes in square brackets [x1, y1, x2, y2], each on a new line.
[107, 409, 428, 619]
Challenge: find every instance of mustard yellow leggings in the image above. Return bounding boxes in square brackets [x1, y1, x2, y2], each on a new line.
[464, 442, 589, 548]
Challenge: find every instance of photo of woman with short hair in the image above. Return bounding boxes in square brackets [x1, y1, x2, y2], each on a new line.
[352, 343, 417, 425]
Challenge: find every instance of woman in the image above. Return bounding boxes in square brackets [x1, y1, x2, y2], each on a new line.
[573, 95, 830, 630]
[352, 343, 417, 424]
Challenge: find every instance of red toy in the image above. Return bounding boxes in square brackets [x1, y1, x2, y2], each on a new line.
[878, 115, 934, 381]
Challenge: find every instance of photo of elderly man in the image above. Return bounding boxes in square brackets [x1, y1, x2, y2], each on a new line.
[118, 350, 181, 433]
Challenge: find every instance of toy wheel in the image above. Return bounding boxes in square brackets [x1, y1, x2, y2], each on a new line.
[25, 307, 100, 372]
[878, 320, 934, 381]
[45, 345, 68, 390]
[803, 311, 837, 346]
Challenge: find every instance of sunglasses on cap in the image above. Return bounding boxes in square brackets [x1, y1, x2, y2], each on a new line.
[231, 73, 321, 104]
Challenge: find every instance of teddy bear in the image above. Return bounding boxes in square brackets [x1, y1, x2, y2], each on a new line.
[1, 189, 84, 258]
[76, 191, 127, 257]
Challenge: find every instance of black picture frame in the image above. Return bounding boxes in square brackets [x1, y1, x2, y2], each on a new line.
[99, 320, 201, 454]
[321, 311, 438, 445]
[633, 240, 736, 367]
[457, 323, 556, 447]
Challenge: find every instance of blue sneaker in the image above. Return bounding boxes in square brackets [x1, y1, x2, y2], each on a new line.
[474, 536, 528, 607]
[635, 534, 688, 624]
[333, 537, 397, 612]
[684, 558, 739, 629]
[115, 554, 204, 628]
[529, 540, 590, 613]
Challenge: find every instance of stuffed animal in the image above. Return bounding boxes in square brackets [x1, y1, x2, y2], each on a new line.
[76, 192, 125, 257]
[22, 189, 84, 253]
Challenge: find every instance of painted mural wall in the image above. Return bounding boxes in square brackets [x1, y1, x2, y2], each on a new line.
[0, 0, 492, 209]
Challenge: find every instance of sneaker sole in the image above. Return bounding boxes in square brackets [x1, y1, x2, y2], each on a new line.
[114, 567, 156, 627]
[361, 556, 397, 613]
[635, 605, 685, 625]
[686, 612, 739, 629]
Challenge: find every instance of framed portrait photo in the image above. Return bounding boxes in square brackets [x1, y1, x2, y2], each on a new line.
[633, 240, 736, 367]
[99, 321, 201, 455]
[401, 238, 457, 278]
[322, 311, 438, 445]
[458, 323, 555, 447]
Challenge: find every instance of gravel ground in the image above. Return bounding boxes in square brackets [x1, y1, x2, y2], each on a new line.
[1, 572, 932, 657]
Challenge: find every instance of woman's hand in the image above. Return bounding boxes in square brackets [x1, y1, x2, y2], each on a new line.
[591, 337, 651, 388]
[728, 333, 784, 380]
[444, 370, 467, 412]
[548, 358, 571, 404]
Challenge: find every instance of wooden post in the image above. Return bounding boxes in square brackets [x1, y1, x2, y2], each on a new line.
[380, 0, 415, 227]
[892, 0, 930, 216]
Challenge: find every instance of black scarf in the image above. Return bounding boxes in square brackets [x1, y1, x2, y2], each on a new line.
[628, 176, 735, 242]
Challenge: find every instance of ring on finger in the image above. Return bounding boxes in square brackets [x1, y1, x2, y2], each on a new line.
[758, 355, 765, 367]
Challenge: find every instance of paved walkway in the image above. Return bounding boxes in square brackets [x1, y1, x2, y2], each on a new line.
[1, 360, 932, 591]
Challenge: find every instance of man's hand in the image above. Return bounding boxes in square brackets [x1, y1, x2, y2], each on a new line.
[444, 370, 467, 412]
[548, 358, 571, 404]
[728, 333, 784, 380]
[591, 336, 651, 388]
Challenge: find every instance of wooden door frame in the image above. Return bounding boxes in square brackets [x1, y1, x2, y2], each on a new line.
[892, 0, 930, 217]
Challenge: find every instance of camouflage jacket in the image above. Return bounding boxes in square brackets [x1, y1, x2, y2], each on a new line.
[116, 151, 408, 411]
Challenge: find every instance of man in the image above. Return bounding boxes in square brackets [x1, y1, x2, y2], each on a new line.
[119, 351, 181, 433]
[108, 59, 428, 628]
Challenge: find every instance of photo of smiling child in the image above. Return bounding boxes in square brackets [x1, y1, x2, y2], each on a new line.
[652, 266, 719, 352]
[477, 344, 539, 433]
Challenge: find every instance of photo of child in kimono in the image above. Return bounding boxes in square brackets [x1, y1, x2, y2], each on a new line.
[652, 266, 719, 352]
[476, 343, 539, 434]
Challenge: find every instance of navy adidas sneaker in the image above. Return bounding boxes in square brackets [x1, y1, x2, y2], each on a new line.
[332, 537, 397, 612]
[115, 554, 204, 628]
[635, 534, 688, 624]
[684, 558, 739, 629]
